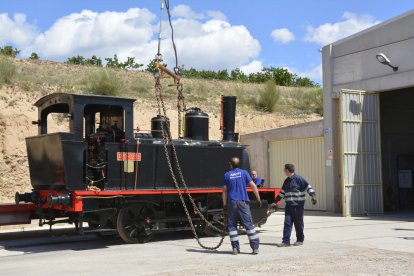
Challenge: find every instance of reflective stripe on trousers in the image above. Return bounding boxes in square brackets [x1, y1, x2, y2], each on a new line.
[227, 200, 259, 250]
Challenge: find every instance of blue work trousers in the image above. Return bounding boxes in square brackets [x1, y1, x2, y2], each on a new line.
[282, 205, 304, 244]
[227, 200, 259, 250]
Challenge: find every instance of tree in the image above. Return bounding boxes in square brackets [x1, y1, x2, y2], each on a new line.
[230, 68, 247, 82]
[29, 52, 40, 60]
[65, 55, 86, 65]
[105, 54, 120, 68]
[84, 55, 103, 67]
[0, 46, 20, 57]
[105, 54, 143, 69]
[217, 69, 229, 80]
[123, 56, 143, 69]
[293, 75, 318, 87]
[146, 59, 168, 73]
[66, 55, 103, 66]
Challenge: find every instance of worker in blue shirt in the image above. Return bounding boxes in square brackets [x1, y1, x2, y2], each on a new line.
[223, 157, 262, 255]
[271, 164, 317, 247]
[251, 170, 263, 187]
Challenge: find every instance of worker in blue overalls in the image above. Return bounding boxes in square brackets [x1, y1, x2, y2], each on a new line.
[251, 170, 263, 187]
[272, 163, 317, 247]
[223, 157, 262, 255]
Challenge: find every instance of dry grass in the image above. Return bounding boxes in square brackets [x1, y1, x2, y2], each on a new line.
[284, 88, 323, 116]
[4, 58, 322, 117]
[0, 57, 16, 85]
[84, 69, 124, 96]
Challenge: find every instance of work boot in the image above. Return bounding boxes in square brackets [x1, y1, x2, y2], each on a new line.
[293, 241, 303, 246]
[232, 248, 240, 255]
[252, 249, 259, 255]
[276, 242, 290, 247]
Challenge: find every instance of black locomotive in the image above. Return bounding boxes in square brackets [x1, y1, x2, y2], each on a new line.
[13, 93, 279, 243]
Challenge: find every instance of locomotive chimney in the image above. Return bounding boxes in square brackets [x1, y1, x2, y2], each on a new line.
[220, 96, 238, 142]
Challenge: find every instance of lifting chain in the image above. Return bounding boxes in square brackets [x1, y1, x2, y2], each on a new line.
[177, 83, 185, 138]
[154, 77, 226, 250]
[152, 0, 226, 250]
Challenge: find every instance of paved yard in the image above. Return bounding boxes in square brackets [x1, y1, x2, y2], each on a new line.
[0, 211, 413, 275]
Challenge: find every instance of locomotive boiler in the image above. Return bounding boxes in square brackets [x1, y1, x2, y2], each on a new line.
[9, 92, 279, 243]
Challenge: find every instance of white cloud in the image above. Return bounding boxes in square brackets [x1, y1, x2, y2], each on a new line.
[240, 60, 263, 75]
[24, 8, 156, 62]
[271, 28, 295, 44]
[0, 13, 38, 47]
[205, 10, 227, 21]
[171, 4, 204, 20]
[286, 64, 322, 82]
[305, 12, 381, 45]
[20, 6, 260, 71]
[171, 4, 227, 21]
[171, 19, 260, 70]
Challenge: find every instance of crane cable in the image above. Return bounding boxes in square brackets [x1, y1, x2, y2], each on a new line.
[156, 0, 185, 138]
[153, 0, 226, 250]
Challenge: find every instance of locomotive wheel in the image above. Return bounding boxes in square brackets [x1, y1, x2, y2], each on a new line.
[117, 205, 155, 244]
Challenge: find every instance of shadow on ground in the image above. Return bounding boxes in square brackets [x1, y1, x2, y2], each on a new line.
[0, 228, 196, 254]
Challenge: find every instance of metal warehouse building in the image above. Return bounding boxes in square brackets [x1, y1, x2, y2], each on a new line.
[323, 9, 414, 215]
[242, 10, 414, 216]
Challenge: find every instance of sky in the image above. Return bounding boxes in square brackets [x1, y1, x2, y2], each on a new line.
[1, 1, 413, 82]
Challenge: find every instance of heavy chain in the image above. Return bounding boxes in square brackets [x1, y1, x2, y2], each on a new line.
[177, 83, 185, 138]
[153, 0, 226, 250]
[154, 78, 226, 250]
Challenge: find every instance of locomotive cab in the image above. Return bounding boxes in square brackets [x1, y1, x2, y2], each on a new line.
[26, 93, 135, 191]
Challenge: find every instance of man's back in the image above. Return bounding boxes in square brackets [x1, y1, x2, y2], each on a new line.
[224, 168, 251, 201]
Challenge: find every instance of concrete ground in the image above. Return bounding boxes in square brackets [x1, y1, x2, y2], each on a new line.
[0, 211, 414, 275]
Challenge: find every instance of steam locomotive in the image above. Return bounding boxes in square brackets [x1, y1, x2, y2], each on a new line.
[10, 93, 279, 243]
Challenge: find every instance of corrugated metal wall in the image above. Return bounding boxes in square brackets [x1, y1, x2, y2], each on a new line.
[340, 90, 383, 216]
[269, 137, 326, 210]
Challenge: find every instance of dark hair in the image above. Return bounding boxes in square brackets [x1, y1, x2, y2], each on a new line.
[284, 164, 295, 173]
[230, 157, 240, 168]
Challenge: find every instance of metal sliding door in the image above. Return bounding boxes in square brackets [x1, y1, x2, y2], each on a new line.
[340, 89, 383, 216]
[269, 137, 326, 210]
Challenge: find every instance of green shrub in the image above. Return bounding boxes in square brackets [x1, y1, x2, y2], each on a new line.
[66, 55, 103, 67]
[66, 55, 86, 65]
[0, 46, 20, 57]
[289, 88, 323, 116]
[29, 52, 40, 60]
[0, 57, 17, 85]
[84, 55, 102, 67]
[85, 70, 123, 96]
[105, 54, 143, 69]
[255, 80, 280, 112]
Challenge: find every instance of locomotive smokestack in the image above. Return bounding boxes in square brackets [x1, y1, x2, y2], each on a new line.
[220, 96, 238, 142]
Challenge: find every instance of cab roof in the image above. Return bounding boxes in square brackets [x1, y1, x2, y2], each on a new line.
[34, 93, 136, 108]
